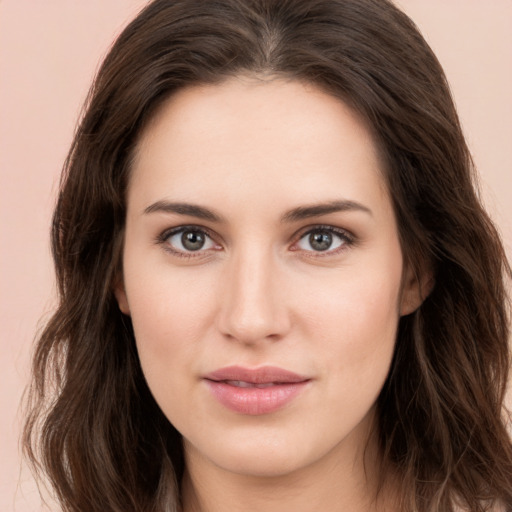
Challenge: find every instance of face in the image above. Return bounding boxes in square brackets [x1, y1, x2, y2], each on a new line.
[116, 77, 422, 479]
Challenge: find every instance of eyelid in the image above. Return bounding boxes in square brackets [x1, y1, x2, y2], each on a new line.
[156, 224, 222, 257]
[155, 223, 356, 258]
[290, 224, 355, 255]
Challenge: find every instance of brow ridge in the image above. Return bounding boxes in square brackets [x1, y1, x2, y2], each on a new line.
[281, 200, 372, 222]
[143, 199, 371, 223]
[143, 201, 223, 222]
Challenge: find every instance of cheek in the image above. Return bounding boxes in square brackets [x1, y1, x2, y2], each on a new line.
[124, 262, 219, 376]
[302, 265, 401, 339]
[293, 274, 400, 443]
[298, 262, 402, 382]
[125, 270, 220, 429]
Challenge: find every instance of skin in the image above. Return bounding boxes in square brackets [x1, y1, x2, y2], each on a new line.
[115, 77, 425, 512]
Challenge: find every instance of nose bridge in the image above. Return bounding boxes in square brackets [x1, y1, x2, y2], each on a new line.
[217, 242, 288, 343]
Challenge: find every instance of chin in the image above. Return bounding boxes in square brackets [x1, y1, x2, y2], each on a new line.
[185, 427, 335, 479]
[215, 449, 309, 478]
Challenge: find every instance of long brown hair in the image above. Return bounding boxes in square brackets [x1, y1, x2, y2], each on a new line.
[23, 1, 512, 511]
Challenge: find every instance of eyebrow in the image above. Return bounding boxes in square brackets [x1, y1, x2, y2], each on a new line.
[281, 200, 372, 222]
[143, 199, 372, 223]
[143, 201, 224, 222]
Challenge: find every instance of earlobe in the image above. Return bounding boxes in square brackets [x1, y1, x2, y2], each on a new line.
[400, 264, 434, 316]
[113, 277, 131, 315]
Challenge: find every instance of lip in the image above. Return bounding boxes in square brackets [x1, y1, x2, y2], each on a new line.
[203, 366, 311, 415]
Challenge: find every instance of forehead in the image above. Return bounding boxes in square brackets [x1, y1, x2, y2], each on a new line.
[129, 77, 390, 214]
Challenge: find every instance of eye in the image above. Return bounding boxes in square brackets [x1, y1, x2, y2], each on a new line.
[295, 227, 352, 253]
[160, 227, 218, 255]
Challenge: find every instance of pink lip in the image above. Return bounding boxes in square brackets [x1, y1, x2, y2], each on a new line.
[203, 366, 311, 415]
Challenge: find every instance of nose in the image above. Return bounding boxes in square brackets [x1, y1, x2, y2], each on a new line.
[216, 248, 291, 345]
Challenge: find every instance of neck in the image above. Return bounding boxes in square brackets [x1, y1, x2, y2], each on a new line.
[180, 423, 397, 512]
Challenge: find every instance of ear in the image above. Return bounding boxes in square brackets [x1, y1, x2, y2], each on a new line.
[400, 263, 434, 316]
[113, 275, 131, 316]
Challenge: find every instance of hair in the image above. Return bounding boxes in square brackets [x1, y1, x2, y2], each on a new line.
[23, 0, 512, 511]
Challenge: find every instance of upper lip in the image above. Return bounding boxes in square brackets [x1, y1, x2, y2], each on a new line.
[204, 365, 309, 384]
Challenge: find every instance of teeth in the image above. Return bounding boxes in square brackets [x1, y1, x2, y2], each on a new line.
[228, 380, 254, 388]
[226, 380, 277, 388]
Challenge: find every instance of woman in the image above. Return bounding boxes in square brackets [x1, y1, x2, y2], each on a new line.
[23, 0, 512, 511]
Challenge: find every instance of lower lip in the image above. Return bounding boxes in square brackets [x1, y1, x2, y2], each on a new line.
[204, 380, 309, 415]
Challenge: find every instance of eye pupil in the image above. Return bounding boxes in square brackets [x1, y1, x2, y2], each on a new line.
[182, 230, 205, 251]
[309, 231, 332, 251]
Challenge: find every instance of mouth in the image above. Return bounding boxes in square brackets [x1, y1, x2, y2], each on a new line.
[204, 365, 309, 384]
[221, 380, 286, 388]
[203, 366, 311, 415]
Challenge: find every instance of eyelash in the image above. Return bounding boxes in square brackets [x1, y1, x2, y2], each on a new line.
[155, 224, 355, 259]
[156, 225, 220, 259]
[292, 225, 355, 257]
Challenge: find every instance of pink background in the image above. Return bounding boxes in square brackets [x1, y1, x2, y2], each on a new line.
[1, 1, 511, 510]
